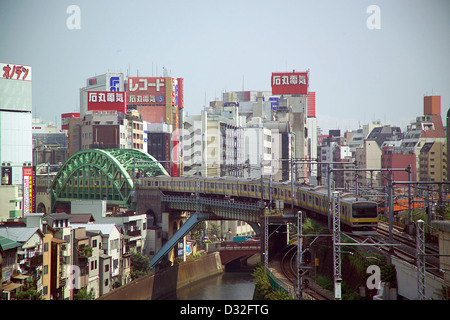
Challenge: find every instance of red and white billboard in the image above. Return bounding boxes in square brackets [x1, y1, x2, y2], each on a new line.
[87, 91, 126, 113]
[1, 62, 32, 81]
[128, 77, 167, 106]
[271, 71, 308, 95]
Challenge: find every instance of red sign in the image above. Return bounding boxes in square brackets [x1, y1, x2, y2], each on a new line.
[271, 71, 308, 95]
[87, 91, 126, 113]
[307, 92, 316, 117]
[128, 77, 166, 106]
[177, 78, 184, 109]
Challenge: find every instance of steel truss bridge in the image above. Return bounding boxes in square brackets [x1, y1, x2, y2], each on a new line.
[50, 148, 169, 212]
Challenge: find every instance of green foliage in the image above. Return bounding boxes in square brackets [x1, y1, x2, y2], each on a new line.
[346, 250, 396, 286]
[130, 251, 151, 279]
[75, 287, 95, 300]
[15, 281, 42, 300]
[252, 264, 293, 300]
[208, 222, 221, 240]
[316, 274, 333, 291]
[79, 245, 93, 258]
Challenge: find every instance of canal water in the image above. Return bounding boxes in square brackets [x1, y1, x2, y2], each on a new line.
[164, 272, 255, 300]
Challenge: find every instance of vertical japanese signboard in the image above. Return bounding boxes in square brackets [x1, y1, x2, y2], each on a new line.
[22, 166, 35, 216]
[271, 71, 309, 95]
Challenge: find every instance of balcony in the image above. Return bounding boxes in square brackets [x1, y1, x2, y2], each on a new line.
[27, 254, 43, 269]
[77, 245, 93, 259]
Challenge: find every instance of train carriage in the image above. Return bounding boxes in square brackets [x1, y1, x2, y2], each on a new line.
[144, 175, 378, 235]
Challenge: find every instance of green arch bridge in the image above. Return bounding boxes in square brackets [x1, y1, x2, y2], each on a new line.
[51, 149, 169, 212]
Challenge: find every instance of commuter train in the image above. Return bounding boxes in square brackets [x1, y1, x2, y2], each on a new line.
[143, 176, 379, 235]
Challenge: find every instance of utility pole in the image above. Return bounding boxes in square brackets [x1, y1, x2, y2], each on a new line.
[388, 171, 394, 243]
[332, 191, 342, 300]
[297, 210, 303, 300]
[416, 219, 426, 300]
[264, 206, 269, 273]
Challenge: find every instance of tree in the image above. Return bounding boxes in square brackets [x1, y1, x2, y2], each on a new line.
[75, 287, 95, 300]
[208, 221, 221, 240]
[130, 251, 151, 280]
[15, 281, 42, 300]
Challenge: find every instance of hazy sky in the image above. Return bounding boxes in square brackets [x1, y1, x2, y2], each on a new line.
[1, 0, 449, 133]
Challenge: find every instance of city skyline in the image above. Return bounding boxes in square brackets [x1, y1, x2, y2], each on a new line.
[1, 0, 449, 133]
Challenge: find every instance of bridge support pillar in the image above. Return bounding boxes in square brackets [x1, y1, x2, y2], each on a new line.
[260, 215, 289, 264]
[160, 211, 190, 264]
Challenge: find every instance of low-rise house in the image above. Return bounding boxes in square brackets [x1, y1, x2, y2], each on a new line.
[0, 235, 22, 299]
[71, 223, 124, 286]
[0, 227, 44, 293]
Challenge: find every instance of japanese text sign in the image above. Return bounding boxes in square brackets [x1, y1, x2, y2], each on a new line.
[128, 77, 166, 106]
[1, 62, 32, 81]
[87, 91, 127, 113]
[271, 71, 308, 95]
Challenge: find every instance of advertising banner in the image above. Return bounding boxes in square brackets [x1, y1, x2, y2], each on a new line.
[22, 167, 35, 216]
[128, 77, 167, 106]
[271, 71, 308, 95]
[87, 91, 127, 113]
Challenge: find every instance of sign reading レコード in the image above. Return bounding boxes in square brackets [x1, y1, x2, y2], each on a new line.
[128, 77, 166, 106]
[271, 71, 308, 95]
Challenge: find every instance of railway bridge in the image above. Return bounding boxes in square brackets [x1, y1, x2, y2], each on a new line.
[134, 185, 290, 268]
[49, 148, 169, 212]
[46, 149, 292, 269]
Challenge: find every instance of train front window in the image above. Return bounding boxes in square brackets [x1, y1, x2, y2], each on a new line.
[352, 203, 378, 218]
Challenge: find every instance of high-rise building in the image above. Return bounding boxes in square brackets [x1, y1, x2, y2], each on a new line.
[127, 76, 184, 176]
[402, 95, 446, 180]
[79, 73, 125, 117]
[0, 62, 33, 199]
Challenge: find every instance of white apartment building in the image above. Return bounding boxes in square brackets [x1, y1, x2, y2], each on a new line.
[355, 140, 382, 187]
[0, 62, 33, 186]
[183, 108, 245, 177]
[243, 117, 273, 178]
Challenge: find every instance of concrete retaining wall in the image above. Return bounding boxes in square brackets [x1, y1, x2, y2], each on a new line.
[98, 252, 223, 300]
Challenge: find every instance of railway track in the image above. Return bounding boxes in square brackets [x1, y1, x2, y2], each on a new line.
[276, 220, 445, 299]
[349, 221, 443, 279]
[279, 244, 332, 300]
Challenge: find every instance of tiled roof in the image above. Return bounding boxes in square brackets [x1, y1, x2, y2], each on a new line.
[0, 235, 21, 251]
